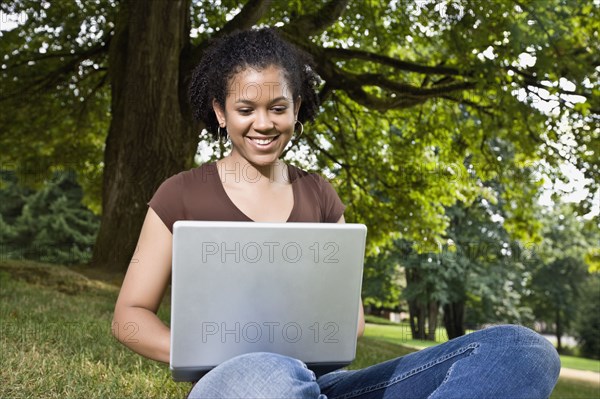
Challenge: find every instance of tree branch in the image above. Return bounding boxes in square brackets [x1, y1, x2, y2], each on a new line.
[323, 47, 467, 77]
[1, 37, 110, 102]
[355, 73, 476, 97]
[302, 130, 348, 170]
[343, 86, 425, 111]
[5, 31, 112, 71]
[1, 57, 94, 102]
[285, 35, 477, 112]
[282, 0, 350, 36]
[75, 71, 109, 128]
[440, 95, 496, 116]
[187, 0, 271, 69]
[220, 0, 271, 35]
[319, 68, 477, 111]
[507, 66, 591, 101]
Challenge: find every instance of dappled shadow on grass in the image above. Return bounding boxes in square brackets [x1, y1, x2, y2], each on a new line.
[0, 260, 118, 296]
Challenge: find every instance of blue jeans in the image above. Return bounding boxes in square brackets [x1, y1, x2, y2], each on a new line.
[188, 325, 560, 398]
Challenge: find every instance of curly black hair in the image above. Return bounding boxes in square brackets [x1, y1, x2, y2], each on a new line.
[189, 28, 321, 140]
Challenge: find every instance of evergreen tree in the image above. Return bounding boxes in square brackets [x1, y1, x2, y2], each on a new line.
[0, 171, 100, 265]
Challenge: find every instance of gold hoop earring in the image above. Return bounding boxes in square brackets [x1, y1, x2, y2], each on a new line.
[295, 120, 303, 139]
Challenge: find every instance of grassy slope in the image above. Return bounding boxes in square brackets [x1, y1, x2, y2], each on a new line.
[0, 261, 188, 399]
[0, 260, 598, 399]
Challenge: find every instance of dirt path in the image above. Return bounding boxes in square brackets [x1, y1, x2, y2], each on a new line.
[560, 368, 600, 384]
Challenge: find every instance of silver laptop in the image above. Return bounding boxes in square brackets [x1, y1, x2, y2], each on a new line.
[170, 221, 367, 382]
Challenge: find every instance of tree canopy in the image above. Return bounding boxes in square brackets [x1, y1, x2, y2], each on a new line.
[1, 0, 598, 270]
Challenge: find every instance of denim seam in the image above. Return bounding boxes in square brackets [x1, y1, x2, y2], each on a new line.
[331, 342, 481, 399]
[439, 342, 479, 386]
[318, 371, 353, 392]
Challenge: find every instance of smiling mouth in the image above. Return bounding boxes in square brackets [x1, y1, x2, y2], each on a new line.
[248, 135, 279, 146]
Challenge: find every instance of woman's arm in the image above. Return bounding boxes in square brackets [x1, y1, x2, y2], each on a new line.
[337, 214, 366, 337]
[112, 208, 173, 363]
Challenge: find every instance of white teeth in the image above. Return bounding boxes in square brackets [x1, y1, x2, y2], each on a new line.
[252, 137, 275, 145]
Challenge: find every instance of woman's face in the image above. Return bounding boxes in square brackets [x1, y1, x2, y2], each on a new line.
[213, 65, 300, 166]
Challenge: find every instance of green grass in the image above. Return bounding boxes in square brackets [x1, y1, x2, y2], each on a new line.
[560, 355, 600, 373]
[364, 314, 404, 326]
[1, 260, 598, 398]
[0, 260, 189, 399]
[551, 379, 600, 399]
[364, 321, 462, 348]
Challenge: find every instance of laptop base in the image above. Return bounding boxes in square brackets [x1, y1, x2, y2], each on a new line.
[171, 360, 351, 382]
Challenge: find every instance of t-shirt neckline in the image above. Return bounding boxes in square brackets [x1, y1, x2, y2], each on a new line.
[210, 162, 297, 223]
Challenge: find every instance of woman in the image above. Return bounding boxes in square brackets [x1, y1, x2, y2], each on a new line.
[112, 28, 560, 398]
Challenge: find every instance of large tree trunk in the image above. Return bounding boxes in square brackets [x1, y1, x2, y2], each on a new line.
[427, 300, 439, 341]
[443, 301, 465, 339]
[92, 0, 195, 270]
[408, 299, 427, 340]
[406, 267, 426, 340]
[405, 266, 439, 341]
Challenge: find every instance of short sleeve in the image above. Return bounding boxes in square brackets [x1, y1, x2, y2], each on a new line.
[147, 173, 184, 233]
[317, 175, 346, 223]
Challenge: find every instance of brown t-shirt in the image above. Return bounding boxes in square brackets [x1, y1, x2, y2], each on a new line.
[148, 162, 346, 233]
